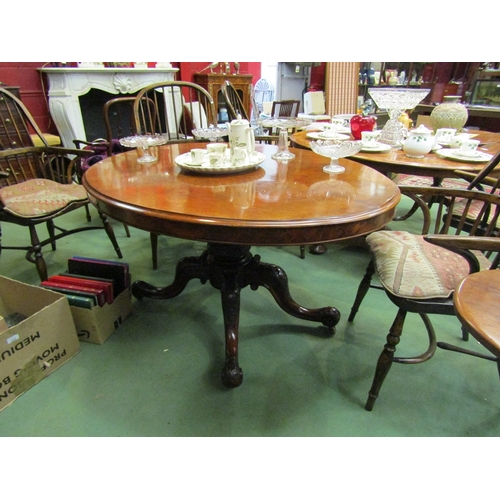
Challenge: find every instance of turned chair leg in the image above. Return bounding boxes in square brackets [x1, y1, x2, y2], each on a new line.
[29, 225, 48, 282]
[98, 211, 122, 259]
[365, 308, 407, 411]
[150, 232, 158, 270]
[300, 245, 305, 259]
[348, 259, 376, 322]
[46, 220, 56, 251]
[461, 325, 469, 341]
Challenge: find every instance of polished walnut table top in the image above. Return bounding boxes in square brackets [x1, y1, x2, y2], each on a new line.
[454, 269, 500, 356]
[83, 142, 400, 246]
[290, 129, 500, 179]
[83, 142, 400, 388]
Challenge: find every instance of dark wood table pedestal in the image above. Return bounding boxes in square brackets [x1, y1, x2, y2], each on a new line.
[132, 242, 340, 387]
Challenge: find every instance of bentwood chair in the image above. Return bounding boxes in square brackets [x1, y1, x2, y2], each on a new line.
[348, 182, 500, 411]
[133, 81, 216, 141]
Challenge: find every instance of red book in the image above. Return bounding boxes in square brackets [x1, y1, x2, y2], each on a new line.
[47, 275, 114, 304]
[40, 280, 107, 307]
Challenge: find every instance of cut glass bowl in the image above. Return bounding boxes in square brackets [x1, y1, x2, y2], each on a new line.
[367, 87, 430, 146]
[310, 139, 362, 174]
[192, 126, 228, 142]
[119, 134, 169, 163]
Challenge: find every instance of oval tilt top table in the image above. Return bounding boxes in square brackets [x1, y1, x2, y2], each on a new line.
[83, 142, 400, 387]
[291, 129, 500, 180]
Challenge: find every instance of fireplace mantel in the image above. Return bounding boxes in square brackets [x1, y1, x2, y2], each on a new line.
[40, 67, 179, 147]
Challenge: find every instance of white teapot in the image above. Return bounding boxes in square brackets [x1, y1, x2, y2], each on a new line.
[403, 125, 434, 158]
[226, 115, 255, 155]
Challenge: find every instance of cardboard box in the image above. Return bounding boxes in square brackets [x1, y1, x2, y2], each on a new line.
[69, 288, 132, 345]
[0, 276, 80, 412]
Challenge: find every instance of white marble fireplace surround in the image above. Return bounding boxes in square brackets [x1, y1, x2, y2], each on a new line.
[40, 67, 179, 148]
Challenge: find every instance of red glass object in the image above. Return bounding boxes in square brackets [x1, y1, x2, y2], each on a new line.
[350, 114, 377, 140]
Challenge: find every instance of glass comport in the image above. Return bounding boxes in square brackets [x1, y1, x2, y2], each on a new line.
[119, 134, 169, 163]
[310, 139, 362, 174]
[258, 117, 311, 160]
[368, 87, 430, 147]
[191, 125, 228, 142]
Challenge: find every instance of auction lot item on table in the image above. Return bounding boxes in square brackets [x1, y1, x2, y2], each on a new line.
[0, 276, 80, 412]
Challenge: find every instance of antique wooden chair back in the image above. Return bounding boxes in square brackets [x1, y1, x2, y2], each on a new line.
[271, 100, 300, 118]
[133, 81, 216, 142]
[221, 80, 250, 121]
[0, 86, 48, 150]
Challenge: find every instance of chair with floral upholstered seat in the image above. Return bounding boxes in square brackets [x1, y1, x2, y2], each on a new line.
[348, 181, 500, 411]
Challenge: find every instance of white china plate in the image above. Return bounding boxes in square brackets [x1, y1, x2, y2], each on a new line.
[175, 151, 266, 174]
[314, 124, 351, 134]
[360, 143, 392, 152]
[435, 149, 492, 163]
[307, 132, 350, 141]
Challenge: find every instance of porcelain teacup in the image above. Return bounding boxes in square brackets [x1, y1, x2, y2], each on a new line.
[361, 131, 381, 149]
[459, 139, 480, 157]
[450, 133, 474, 149]
[206, 143, 227, 155]
[331, 117, 348, 129]
[190, 148, 206, 165]
[208, 151, 225, 167]
[321, 123, 341, 137]
[435, 128, 456, 145]
[231, 147, 249, 166]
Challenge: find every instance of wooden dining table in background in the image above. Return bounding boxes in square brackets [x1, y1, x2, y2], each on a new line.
[83, 142, 400, 388]
[290, 129, 500, 180]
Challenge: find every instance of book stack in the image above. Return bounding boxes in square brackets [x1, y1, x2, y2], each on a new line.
[40, 257, 131, 310]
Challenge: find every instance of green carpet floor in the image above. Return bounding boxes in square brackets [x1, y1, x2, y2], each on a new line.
[0, 202, 498, 439]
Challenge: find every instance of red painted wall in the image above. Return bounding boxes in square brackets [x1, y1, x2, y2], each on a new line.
[0, 62, 262, 135]
[0, 62, 56, 133]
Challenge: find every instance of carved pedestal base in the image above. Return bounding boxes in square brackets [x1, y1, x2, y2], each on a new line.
[132, 243, 340, 387]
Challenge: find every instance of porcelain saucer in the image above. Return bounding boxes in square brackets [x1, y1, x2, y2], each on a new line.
[435, 149, 492, 163]
[360, 143, 392, 152]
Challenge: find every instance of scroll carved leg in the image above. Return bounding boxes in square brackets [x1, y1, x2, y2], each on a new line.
[132, 243, 340, 388]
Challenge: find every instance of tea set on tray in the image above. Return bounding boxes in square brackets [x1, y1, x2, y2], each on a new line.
[175, 116, 265, 174]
